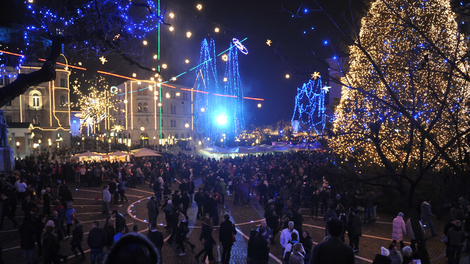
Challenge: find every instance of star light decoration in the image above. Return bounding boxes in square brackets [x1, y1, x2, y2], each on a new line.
[266, 39, 272, 46]
[330, 0, 470, 168]
[99, 56, 108, 65]
[311, 72, 320, 80]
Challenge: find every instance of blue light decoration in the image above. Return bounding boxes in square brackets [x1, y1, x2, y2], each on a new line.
[221, 42, 245, 143]
[194, 39, 219, 144]
[291, 75, 328, 135]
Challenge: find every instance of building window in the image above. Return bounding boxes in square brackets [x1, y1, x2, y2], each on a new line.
[183, 92, 189, 101]
[33, 93, 40, 107]
[187, 133, 190, 139]
[137, 103, 143, 112]
[4, 76, 10, 85]
[171, 90, 176, 99]
[183, 106, 189, 115]
[60, 78, 67, 88]
[0, 76, 3, 85]
[59, 95, 66, 105]
[143, 103, 148, 112]
[5, 100, 11, 106]
[6, 115, 12, 123]
[175, 134, 179, 139]
[32, 115, 40, 125]
[171, 105, 176, 114]
[171, 120, 177, 127]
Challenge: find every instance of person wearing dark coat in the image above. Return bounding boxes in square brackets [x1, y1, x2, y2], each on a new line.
[251, 227, 269, 264]
[194, 189, 204, 219]
[0, 193, 18, 228]
[103, 217, 115, 250]
[247, 229, 259, 263]
[219, 214, 237, 264]
[103, 233, 159, 264]
[148, 223, 164, 264]
[42, 224, 61, 264]
[447, 220, 466, 264]
[181, 192, 190, 217]
[33, 214, 46, 257]
[310, 217, 355, 264]
[372, 247, 391, 264]
[147, 197, 158, 226]
[87, 221, 107, 264]
[70, 218, 85, 261]
[347, 209, 362, 252]
[112, 210, 128, 233]
[19, 217, 36, 264]
[195, 218, 216, 262]
[43, 188, 52, 216]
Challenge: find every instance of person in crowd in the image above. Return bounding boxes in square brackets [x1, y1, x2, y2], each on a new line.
[22, 194, 38, 221]
[280, 221, 300, 254]
[18, 217, 36, 264]
[219, 214, 237, 264]
[33, 213, 46, 257]
[372, 247, 391, 264]
[194, 188, 204, 219]
[103, 216, 115, 250]
[103, 233, 159, 264]
[447, 220, 466, 264]
[364, 190, 375, 224]
[300, 231, 313, 264]
[289, 243, 306, 264]
[347, 209, 362, 253]
[392, 212, 406, 249]
[108, 178, 117, 206]
[247, 229, 259, 263]
[147, 196, 158, 226]
[43, 187, 52, 216]
[402, 246, 420, 264]
[118, 177, 128, 203]
[388, 243, 402, 264]
[252, 227, 270, 264]
[283, 232, 300, 263]
[323, 204, 337, 237]
[175, 209, 194, 256]
[65, 202, 76, 238]
[70, 218, 85, 262]
[87, 221, 107, 264]
[195, 217, 216, 262]
[405, 217, 424, 251]
[256, 219, 273, 250]
[112, 210, 128, 234]
[148, 223, 164, 264]
[310, 217, 355, 264]
[420, 198, 437, 237]
[42, 220, 62, 264]
[0, 192, 18, 229]
[102, 185, 111, 215]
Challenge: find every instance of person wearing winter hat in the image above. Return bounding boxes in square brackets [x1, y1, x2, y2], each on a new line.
[392, 212, 406, 249]
[402, 246, 420, 264]
[372, 247, 391, 264]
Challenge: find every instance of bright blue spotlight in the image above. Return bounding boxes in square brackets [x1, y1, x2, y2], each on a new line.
[215, 115, 228, 126]
[324, 40, 328, 45]
[333, 56, 337, 60]
[303, 31, 307, 34]
[304, 9, 308, 13]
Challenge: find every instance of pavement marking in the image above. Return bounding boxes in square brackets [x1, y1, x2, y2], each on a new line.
[76, 189, 143, 198]
[125, 187, 155, 195]
[302, 223, 410, 244]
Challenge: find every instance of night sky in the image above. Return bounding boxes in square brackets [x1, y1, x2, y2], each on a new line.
[0, 0, 364, 126]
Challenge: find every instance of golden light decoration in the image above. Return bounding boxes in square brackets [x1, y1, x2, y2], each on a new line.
[99, 56, 107, 65]
[169, 26, 174, 32]
[78, 62, 82, 66]
[153, 54, 158, 60]
[169, 13, 174, 18]
[285, 74, 290, 79]
[158, 103, 162, 107]
[200, 107, 205, 112]
[196, 4, 202, 10]
[149, 85, 153, 90]
[185, 123, 190, 128]
[223, 77, 228, 82]
[140, 127, 145, 131]
[172, 77, 177, 81]
[150, 77, 155, 81]
[311, 72, 321, 80]
[257, 103, 262, 108]
[266, 39, 272, 46]
[154, 91, 158, 95]
[143, 40, 148, 45]
[166, 93, 170, 98]
[154, 96, 158, 100]
[132, 73, 137, 77]
[215, 28, 220, 33]
[162, 64, 167, 69]
[152, 68, 156, 71]
[124, 99, 128, 104]
[222, 54, 228, 61]
[185, 59, 190, 64]
[186, 31, 192, 38]
[137, 81, 141, 84]
[176, 92, 180, 96]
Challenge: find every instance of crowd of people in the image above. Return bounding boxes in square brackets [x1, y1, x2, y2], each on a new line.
[0, 151, 468, 264]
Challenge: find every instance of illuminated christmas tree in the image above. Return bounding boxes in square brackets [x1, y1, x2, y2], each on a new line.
[330, 0, 470, 169]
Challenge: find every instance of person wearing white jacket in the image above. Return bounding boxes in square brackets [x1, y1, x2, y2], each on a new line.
[392, 212, 407, 249]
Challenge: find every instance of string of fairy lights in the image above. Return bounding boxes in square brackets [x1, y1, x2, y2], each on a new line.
[330, 0, 470, 169]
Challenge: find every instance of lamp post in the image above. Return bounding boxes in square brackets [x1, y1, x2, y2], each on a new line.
[16, 141, 20, 159]
[38, 139, 42, 153]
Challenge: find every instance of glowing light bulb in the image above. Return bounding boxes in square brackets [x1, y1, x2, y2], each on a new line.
[153, 54, 158, 59]
[143, 40, 148, 45]
[257, 103, 262, 108]
[176, 92, 180, 96]
[154, 91, 158, 95]
[150, 77, 155, 81]
[196, 4, 202, 10]
[223, 77, 228, 82]
[215, 28, 219, 33]
[155, 97, 158, 100]
[200, 107, 205, 112]
[152, 68, 156, 71]
[171, 77, 177, 81]
[169, 26, 174, 32]
[169, 13, 174, 18]
[78, 62, 82, 66]
[158, 103, 162, 107]
[137, 81, 141, 84]
[222, 54, 228, 61]
[132, 73, 137, 77]
[186, 31, 192, 38]
[149, 85, 153, 90]
[124, 100, 128, 104]
[285, 74, 290, 79]
[166, 93, 170, 98]
[185, 123, 189, 128]
[185, 59, 189, 64]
